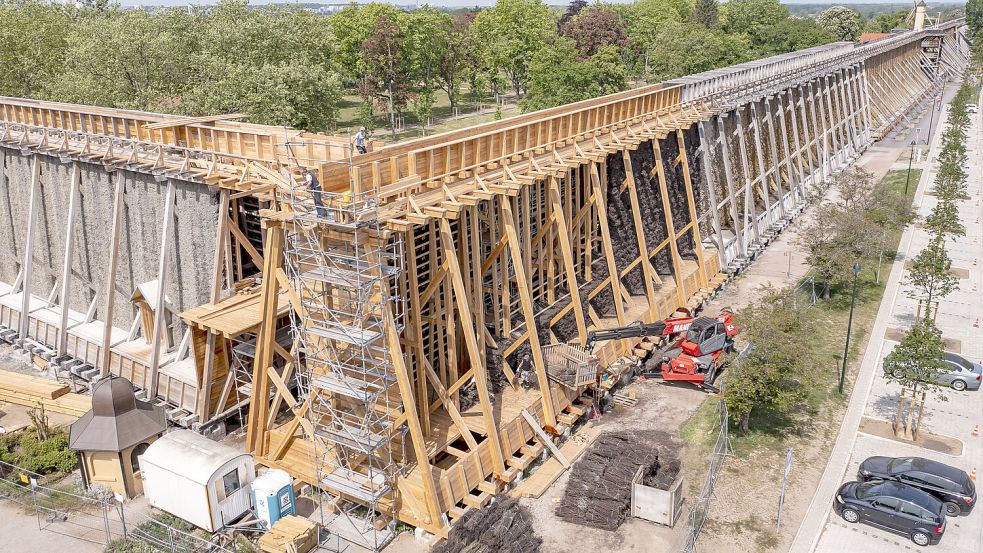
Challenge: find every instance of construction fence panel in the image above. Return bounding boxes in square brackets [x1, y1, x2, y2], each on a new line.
[0, 460, 233, 553]
[679, 385, 730, 553]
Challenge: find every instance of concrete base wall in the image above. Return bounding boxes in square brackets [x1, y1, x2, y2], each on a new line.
[0, 146, 219, 329]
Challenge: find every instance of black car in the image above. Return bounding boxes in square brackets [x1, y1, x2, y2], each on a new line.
[834, 480, 946, 546]
[858, 456, 976, 516]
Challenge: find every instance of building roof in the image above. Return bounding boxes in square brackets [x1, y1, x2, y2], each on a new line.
[69, 376, 167, 452]
[859, 32, 891, 44]
[140, 429, 251, 485]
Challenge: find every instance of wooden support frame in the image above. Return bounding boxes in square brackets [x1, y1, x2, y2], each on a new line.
[57, 162, 81, 356]
[100, 172, 125, 376]
[18, 155, 41, 339]
[620, 150, 658, 315]
[148, 180, 176, 397]
[439, 218, 509, 472]
[651, 140, 687, 308]
[588, 163, 626, 325]
[547, 178, 588, 345]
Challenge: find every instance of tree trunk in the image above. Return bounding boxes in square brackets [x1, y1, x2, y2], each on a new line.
[739, 410, 750, 433]
[823, 282, 831, 300]
[387, 79, 396, 138]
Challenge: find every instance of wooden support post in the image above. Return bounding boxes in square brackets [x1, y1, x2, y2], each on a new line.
[406, 226, 430, 434]
[717, 115, 745, 259]
[148, 181, 176, 397]
[100, 172, 125, 376]
[697, 121, 726, 261]
[246, 222, 284, 457]
[498, 205, 558, 429]
[588, 163, 626, 325]
[762, 100, 787, 218]
[439, 218, 508, 473]
[621, 151, 658, 316]
[57, 162, 80, 357]
[749, 102, 775, 226]
[734, 110, 761, 247]
[386, 312, 443, 527]
[18, 156, 41, 340]
[547, 178, 588, 345]
[652, 140, 687, 308]
[676, 129, 708, 288]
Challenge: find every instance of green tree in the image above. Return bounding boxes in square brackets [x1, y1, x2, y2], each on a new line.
[692, 0, 719, 29]
[471, 0, 556, 98]
[816, 6, 863, 40]
[924, 199, 965, 241]
[360, 14, 411, 136]
[404, 6, 454, 131]
[647, 22, 752, 80]
[753, 18, 836, 56]
[817, 6, 863, 42]
[560, 6, 628, 59]
[906, 236, 959, 308]
[724, 286, 820, 433]
[0, 1, 72, 97]
[882, 319, 948, 401]
[618, 0, 691, 78]
[521, 41, 626, 111]
[967, 0, 983, 36]
[866, 9, 909, 33]
[721, 0, 789, 37]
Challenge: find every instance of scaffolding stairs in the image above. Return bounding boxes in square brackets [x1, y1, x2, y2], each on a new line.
[278, 142, 406, 553]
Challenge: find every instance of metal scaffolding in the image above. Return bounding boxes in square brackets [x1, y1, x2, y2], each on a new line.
[280, 145, 406, 551]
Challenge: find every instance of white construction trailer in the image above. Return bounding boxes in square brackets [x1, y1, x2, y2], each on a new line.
[141, 429, 255, 532]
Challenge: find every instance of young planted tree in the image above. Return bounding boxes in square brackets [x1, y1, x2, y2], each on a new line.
[906, 236, 959, 310]
[724, 286, 820, 433]
[924, 199, 965, 241]
[882, 318, 948, 402]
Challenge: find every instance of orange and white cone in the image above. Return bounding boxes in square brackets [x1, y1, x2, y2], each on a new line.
[973, 424, 979, 437]
[971, 468, 977, 482]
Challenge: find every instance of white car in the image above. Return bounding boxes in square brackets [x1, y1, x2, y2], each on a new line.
[968, 104, 979, 114]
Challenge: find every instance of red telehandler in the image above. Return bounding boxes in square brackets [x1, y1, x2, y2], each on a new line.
[584, 309, 740, 392]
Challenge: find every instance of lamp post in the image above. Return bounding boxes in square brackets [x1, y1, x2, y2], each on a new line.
[839, 262, 862, 395]
[926, 94, 939, 145]
[904, 139, 916, 196]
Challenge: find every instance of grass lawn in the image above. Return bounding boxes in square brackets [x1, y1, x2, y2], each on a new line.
[335, 86, 520, 143]
[678, 168, 920, 549]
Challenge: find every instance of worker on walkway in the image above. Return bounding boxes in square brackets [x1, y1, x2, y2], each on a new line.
[304, 168, 327, 218]
[353, 127, 368, 155]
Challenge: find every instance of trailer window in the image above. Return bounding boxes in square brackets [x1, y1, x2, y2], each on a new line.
[219, 469, 241, 501]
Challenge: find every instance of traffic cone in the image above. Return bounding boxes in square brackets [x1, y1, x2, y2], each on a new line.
[975, 318, 980, 328]
[971, 468, 977, 481]
[973, 424, 979, 437]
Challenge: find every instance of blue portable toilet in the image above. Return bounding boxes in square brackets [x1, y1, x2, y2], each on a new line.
[252, 469, 296, 529]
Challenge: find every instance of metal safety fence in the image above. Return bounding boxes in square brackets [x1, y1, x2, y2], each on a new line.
[0, 460, 234, 553]
[679, 384, 731, 553]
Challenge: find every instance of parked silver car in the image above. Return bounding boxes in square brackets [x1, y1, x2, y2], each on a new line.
[885, 352, 982, 391]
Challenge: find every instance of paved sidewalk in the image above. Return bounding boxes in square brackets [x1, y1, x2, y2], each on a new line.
[790, 89, 983, 553]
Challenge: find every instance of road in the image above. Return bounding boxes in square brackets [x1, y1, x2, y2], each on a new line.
[790, 87, 983, 553]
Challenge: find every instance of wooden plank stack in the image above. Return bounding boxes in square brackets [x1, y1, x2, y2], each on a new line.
[0, 370, 90, 418]
[257, 516, 318, 553]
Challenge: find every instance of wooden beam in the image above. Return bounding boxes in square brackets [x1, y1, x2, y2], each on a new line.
[57, 162, 80, 357]
[439, 218, 507, 474]
[676, 129, 708, 288]
[589, 163, 626, 325]
[18, 156, 40, 339]
[100, 173, 125, 376]
[246, 222, 284, 457]
[148, 181, 176, 397]
[405, 226, 430, 435]
[547, 178, 587, 345]
[621, 151, 658, 316]
[422, 359, 479, 449]
[652, 140, 687, 308]
[500, 203, 558, 428]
